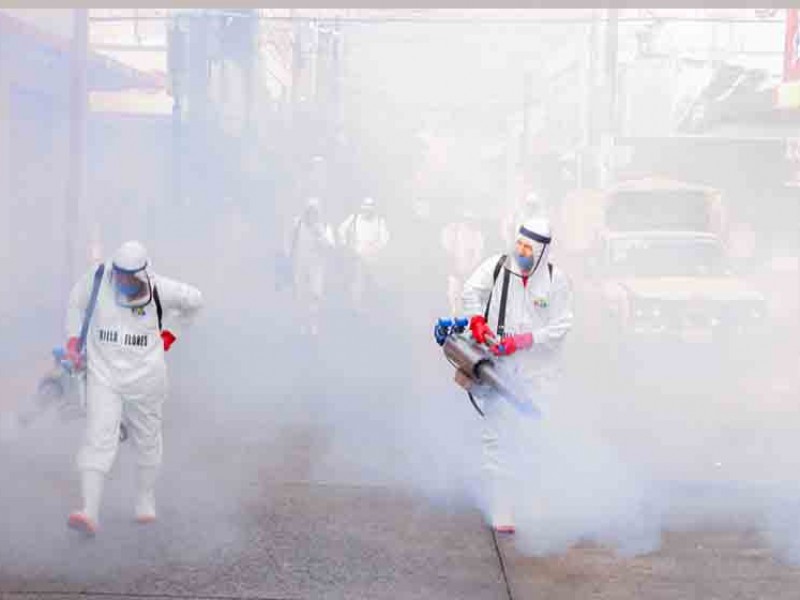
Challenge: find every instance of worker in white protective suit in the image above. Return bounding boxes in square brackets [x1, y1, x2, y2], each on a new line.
[64, 240, 203, 536]
[337, 197, 390, 311]
[461, 216, 573, 534]
[441, 209, 485, 315]
[286, 197, 336, 336]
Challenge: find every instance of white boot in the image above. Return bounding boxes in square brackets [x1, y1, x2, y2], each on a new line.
[486, 476, 515, 534]
[482, 428, 514, 534]
[67, 469, 104, 536]
[134, 465, 159, 524]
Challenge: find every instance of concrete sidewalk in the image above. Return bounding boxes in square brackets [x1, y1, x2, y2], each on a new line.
[499, 527, 800, 600]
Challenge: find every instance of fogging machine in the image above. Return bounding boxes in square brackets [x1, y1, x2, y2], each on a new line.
[434, 317, 540, 418]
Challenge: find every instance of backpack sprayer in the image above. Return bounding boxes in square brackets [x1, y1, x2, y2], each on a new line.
[13, 347, 87, 429]
[5, 345, 129, 443]
[434, 317, 540, 418]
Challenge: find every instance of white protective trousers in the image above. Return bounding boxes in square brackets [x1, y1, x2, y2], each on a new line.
[77, 371, 167, 473]
[475, 376, 559, 528]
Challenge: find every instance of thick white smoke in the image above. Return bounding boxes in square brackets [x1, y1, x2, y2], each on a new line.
[1, 10, 798, 583]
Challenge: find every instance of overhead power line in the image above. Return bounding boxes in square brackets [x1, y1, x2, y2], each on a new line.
[88, 13, 786, 26]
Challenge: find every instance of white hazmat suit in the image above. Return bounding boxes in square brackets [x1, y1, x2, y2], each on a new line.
[337, 198, 390, 310]
[287, 198, 336, 335]
[461, 217, 573, 531]
[65, 241, 202, 536]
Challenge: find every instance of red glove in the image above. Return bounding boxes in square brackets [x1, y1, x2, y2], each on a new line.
[161, 330, 177, 352]
[490, 332, 533, 357]
[469, 315, 495, 345]
[65, 336, 84, 369]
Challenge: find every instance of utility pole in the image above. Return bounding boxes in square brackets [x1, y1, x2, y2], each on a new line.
[520, 70, 532, 185]
[580, 10, 600, 189]
[65, 8, 88, 287]
[168, 14, 187, 207]
[600, 8, 619, 188]
[242, 13, 256, 140]
[0, 32, 9, 255]
[604, 8, 619, 139]
[290, 11, 303, 133]
[171, 83, 183, 207]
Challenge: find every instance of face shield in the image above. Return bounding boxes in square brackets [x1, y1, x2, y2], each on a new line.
[110, 241, 152, 309]
[111, 264, 152, 308]
[510, 218, 551, 276]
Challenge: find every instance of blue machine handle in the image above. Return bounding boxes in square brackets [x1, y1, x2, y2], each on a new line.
[453, 317, 469, 332]
[52, 346, 82, 373]
[434, 318, 454, 346]
[434, 316, 473, 345]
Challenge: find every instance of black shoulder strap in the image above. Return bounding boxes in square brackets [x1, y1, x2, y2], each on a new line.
[496, 268, 511, 337]
[483, 254, 507, 321]
[493, 255, 505, 282]
[153, 285, 163, 331]
[483, 257, 553, 326]
[78, 264, 105, 352]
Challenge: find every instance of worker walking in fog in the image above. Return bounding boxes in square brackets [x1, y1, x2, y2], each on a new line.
[461, 216, 573, 533]
[337, 197, 390, 312]
[284, 197, 336, 336]
[64, 240, 203, 536]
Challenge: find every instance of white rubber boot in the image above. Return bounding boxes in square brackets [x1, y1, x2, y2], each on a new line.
[67, 469, 104, 536]
[134, 466, 159, 524]
[482, 426, 515, 534]
[486, 477, 515, 534]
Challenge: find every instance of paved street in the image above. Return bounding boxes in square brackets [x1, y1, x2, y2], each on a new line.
[4, 404, 800, 600]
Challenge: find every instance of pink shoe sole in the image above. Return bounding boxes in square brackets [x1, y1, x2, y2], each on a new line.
[493, 525, 516, 534]
[135, 514, 157, 525]
[67, 512, 97, 537]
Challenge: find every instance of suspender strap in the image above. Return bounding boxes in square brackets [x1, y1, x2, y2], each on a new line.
[78, 264, 105, 353]
[483, 256, 554, 335]
[496, 268, 511, 337]
[153, 285, 163, 331]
